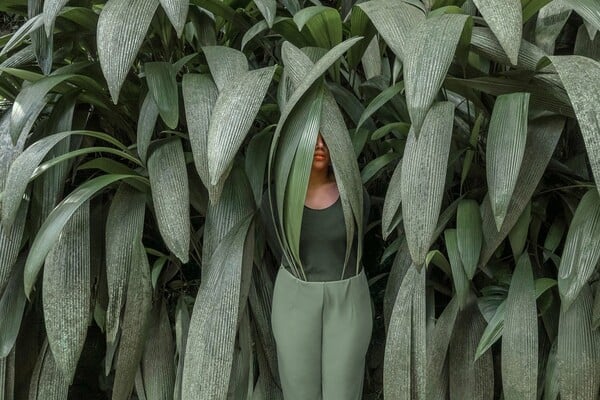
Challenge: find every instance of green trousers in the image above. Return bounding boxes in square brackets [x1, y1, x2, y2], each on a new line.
[271, 265, 373, 400]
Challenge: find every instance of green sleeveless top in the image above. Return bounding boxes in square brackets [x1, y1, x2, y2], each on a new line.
[260, 187, 370, 282]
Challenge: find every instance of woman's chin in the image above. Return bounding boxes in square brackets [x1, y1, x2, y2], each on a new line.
[311, 160, 329, 171]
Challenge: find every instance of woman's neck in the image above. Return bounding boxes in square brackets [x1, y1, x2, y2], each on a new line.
[308, 169, 332, 189]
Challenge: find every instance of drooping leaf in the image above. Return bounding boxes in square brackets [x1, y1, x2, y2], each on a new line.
[1, 130, 129, 230]
[456, 199, 482, 280]
[557, 189, 600, 310]
[159, 0, 189, 37]
[147, 138, 190, 263]
[426, 296, 460, 400]
[141, 300, 176, 400]
[112, 238, 153, 400]
[29, 0, 53, 74]
[470, 27, 547, 71]
[547, 56, 600, 195]
[383, 238, 413, 331]
[382, 159, 402, 240]
[0, 199, 27, 299]
[105, 183, 146, 343]
[357, 0, 425, 62]
[445, 229, 470, 308]
[486, 92, 530, 231]
[28, 340, 69, 399]
[0, 255, 26, 358]
[145, 62, 179, 129]
[563, 0, 600, 35]
[202, 46, 248, 93]
[471, 0, 522, 65]
[174, 295, 191, 400]
[501, 253, 538, 400]
[535, 1, 572, 54]
[254, 0, 276, 27]
[23, 173, 147, 297]
[401, 101, 454, 266]
[479, 116, 565, 267]
[97, 0, 160, 103]
[384, 264, 415, 400]
[9, 74, 72, 143]
[43, 0, 70, 36]
[181, 214, 254, 400]
[356, 81, 404, 132]
[137, 92, 160, 164]
[43, 200, 90, 382]
[507, 201, 531, 258]
[182, 74, 219, 195]
[404, 13, 468, 136]
[574, 24, 600, 61]
[557, 284, 600, 399]
[0, 14, 44, 58]
[207, 66, 276, 197]
[448, 300, 494, 400]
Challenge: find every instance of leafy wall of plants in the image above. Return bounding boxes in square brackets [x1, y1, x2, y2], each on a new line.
[0, 0, 600, 399]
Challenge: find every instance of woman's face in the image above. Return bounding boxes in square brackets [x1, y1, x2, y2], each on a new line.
[312, 132, 330, 171]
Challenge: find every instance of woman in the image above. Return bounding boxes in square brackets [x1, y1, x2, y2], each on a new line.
[260, 132, 372, 400]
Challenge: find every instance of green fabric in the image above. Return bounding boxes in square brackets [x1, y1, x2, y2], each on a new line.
[260, 187, 370, 281]
[271, 265, 373, 400]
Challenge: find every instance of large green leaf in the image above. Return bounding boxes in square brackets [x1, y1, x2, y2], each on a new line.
[9, 74, 72, 143]
[181, 214, 254, 400]
[574, 24, 600, 61]
[97, 0, 160, 103]
[145, 62, 179, 129]
[0, 255, 26, 358]
[0, 199, 27, 299]
[42, 200, 90, 383]
[28, 340, 69, 399]
[159, 0, 189, 37]
[501, 253, 538, 400]
[29, 0, 53, 75]
[486, 92, 530, 231]
[207, 65, 276, 198]
[411, 266, 426, 399]
[479, 116, 565, 267]
[383, 238, 412, 331]
[254, 0, 276, 27]
[401, 102, 454, 266]
[42, 0, 70, 36]
[426, 296, 460, 400]
[23, 173, 147, 297]
[174, 295, 191, 400]
[563, 0, 600, 35]
[381, 159, 402, 240]
[557, 284, 600, 399]
[404, 13, 468, 137]
[202, 46, 248, 93]
[535, 1, 571, 54]
[448, 299, 494, 400]
[357, 0, 425, 62]
[557, 189, 600, 310]
[456, 199, 482, 280]
[471, 0, 522, 65]
[182, 74, 219, 196]
[0, 14, 44, 58]
[547, 56, 600, 194]
[147, 138, 190, 263]
[294, 6, 342, 49]
[445, 229, 470, 308]
[141, 300, 176, 400]
[384, 264, 415, 400]
[137, 92, 160, 164]
[470, 27, 547, 71]
[112, 238, 153, 400]
[105, 183, 146, 343]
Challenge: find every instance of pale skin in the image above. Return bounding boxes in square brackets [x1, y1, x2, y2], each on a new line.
[305, 132, 340, 210]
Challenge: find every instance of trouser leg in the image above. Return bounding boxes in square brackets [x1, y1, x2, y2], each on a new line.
[271, 267, 323, 400]
[321, 269, 373, 400]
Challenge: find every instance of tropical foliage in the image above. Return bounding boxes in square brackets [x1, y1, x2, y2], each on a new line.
[1, 0, 600, 399]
